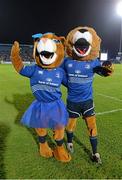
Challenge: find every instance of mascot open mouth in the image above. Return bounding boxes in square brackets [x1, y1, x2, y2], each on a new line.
[40, 51, 54, 58]
[36, 38, 57, 65]
[72, 29, 92, 57]
[73, 38, 91, 56]
[38, 51, 57, 65]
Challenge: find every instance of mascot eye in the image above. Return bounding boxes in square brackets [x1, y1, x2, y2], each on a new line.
[53, 39, 61, 43]
[83, 32, 92, 43]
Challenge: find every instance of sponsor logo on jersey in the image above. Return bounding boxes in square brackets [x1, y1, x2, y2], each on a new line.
[85, 64, 90, 69]
[56, 73, 60, 78]
[75, 70, 81, 74]
[38, 70, 43, 74]
[68, 63, 73, 68]
[46, 78, 52, 82]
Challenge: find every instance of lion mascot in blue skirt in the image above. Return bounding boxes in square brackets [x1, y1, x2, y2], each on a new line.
[10, 33, 71, 162]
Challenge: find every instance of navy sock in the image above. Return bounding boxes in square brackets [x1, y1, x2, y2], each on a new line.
[90, 136, 98, 154]
[38, 135, 46, 143]
[55, 139, 64, 146]
[66, 131, 74, 143]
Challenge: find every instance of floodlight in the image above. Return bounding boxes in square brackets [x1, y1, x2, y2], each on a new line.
[116, 1, 122, 17]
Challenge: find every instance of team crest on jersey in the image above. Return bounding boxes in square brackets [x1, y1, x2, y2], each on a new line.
[68, 63, 73, 68]
[85, 64, 90, 69]
[38, 70, 43, 74]
[75, 70, 81, 74]
[46, 78, 52, 82]
[56, 73, 60, 78]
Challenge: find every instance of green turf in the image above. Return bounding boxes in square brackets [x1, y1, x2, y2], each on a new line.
[0, 64, 122, 179]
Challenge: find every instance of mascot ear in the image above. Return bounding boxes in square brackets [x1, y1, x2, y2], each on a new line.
[33, 40, 39, 59]
[59, 36, 66, 46]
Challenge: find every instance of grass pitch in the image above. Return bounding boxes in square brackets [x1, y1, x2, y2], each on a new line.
[0, 64, 122, 179]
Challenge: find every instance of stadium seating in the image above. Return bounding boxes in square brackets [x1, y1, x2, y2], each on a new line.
[0, 43, 122, 64]
[0, 43, 34, 63]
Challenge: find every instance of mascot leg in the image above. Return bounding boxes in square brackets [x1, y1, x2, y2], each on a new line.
[66, 118, 77, 153]
[85, 115, 102, 164]
[53, 127, 71, 162]
[35, 128, 53, 158]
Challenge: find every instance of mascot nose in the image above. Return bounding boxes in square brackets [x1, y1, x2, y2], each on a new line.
[41, 38, 48, 44]
[37, 38, 57, 52]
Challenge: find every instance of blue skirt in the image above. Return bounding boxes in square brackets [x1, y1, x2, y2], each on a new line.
[21, 99, 69, 129]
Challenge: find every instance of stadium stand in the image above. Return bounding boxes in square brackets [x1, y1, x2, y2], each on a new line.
[0, 43, 122, 64]
[0, 43, 34, 64]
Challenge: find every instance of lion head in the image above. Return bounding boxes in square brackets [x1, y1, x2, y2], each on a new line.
[32, 33, 65, 69]
[66, 26, 101, 61]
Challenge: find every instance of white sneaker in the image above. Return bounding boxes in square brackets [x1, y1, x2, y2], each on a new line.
[67, 143, 74, 153]
[92, 153, 102, 164]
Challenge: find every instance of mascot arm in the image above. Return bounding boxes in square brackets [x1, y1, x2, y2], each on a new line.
[93, 61, 114, 77]
[11, 41, 35, 78]
[60, 59, 68, 87]
[61, 68, 68, 87]
[10, 41, 24, 73]
[19, 65, 36, 78]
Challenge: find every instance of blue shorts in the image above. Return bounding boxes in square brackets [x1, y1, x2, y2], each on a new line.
[67, 99, 95, 118]
[21, 99, 69, 129]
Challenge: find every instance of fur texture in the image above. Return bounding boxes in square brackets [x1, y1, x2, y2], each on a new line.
[33, 34, 65, 69]
[66, 26, 101, 61]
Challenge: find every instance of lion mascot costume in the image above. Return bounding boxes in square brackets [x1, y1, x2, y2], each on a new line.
[10, 32, 71, 163]
[62, 26, 114, 163]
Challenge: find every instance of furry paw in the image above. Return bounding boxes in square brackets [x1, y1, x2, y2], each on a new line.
[39, 142, 53, 158]
[11, 41, 20, 57]
[102, 61, 114, 75]
[53, 145, 71, 162]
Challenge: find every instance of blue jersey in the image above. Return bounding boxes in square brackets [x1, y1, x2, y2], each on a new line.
[62, 57, 101, 102]
[20, 65, 66, 102]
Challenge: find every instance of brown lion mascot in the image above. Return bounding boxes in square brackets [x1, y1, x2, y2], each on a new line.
[10, 32, 71, 163]
[61, 26, 114, 163]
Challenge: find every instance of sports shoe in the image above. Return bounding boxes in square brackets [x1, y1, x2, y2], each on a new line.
[67, 143, 74, 153]
[92, 153, 102, 164]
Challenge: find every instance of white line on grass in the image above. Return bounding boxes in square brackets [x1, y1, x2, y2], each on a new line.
[96, 108, 122, 116]
[96, 93, 122, 102]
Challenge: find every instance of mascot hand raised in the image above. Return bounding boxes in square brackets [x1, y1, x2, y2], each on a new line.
[11, 41, 24, 72]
